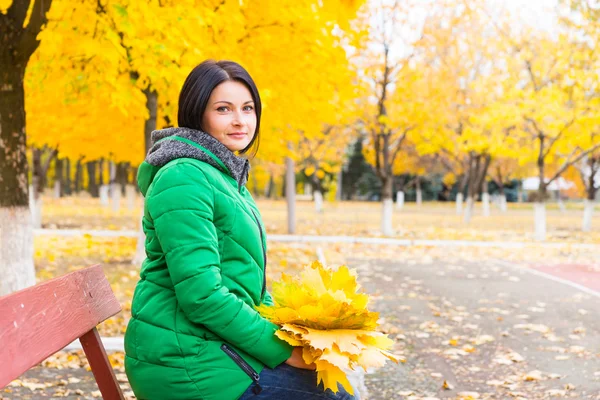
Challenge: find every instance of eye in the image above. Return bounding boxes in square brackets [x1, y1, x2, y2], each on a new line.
[243, 105, 254, 112]
[217, 106, 229, 112]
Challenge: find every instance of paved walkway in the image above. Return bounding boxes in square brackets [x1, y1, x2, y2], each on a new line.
[357, 257, 600, 399]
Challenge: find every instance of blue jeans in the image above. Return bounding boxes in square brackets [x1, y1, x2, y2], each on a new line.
[238, 363, 359, 400]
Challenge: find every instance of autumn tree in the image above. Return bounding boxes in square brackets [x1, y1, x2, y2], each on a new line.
[357, 0, 431, 235]
[0, 0, 55, 295]
[496, 23, 600, 239]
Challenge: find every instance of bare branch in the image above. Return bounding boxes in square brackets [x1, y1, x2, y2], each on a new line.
[542, 116, 577, 160]
[547, 142, 600, 185]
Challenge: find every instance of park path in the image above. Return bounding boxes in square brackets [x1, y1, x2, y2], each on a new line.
[357, 256, 600, 399]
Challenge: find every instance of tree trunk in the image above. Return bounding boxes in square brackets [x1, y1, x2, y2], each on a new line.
[86, 160, 99, 197]
[396, 191, 405, 210]
[98, 158, 109, 205]
[415, 176, 422, 207]
[536, 168, 547, 240]
[494, 168, 507, 212]
[98, 158, 105, 185]
[534, 202, 547, 241]
[582, 199, 595, 232]
[143, 88, 158, 155]
[482, 180, 490, 217]
[464, 157, 477, 224]
[109, 161, 121, 212]
[314, 190, 324, 213]
[54, 158, 63, 198]
[456, 173, 468, 215]
[381, 176, 393, 235]
[118, 162, 129, 195]
[0, 50, 35, 295]
[500, 194, 507, 213]
[456, 193, 464, 215]
[74, 158, 85, 193]
[64, 158, 72, 195]
[30, 147, 43, 228]
[312, 176, 323, 213]
[335, 169, 343, 201]
[534, 134, 548, 240]
[265, 173, 274, 198]
[285, 156, 296, 234]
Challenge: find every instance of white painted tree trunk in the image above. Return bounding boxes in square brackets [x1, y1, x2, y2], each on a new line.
[99, 185, 110, 206]
[132, 209, 146, 266]
[463, 196, 474, 223]
[534, 202, 547, 241]
[582, 199, 595, 232]
[416, 189, 423, 207]
[381, 198, 393, 236]
[517, 190, 523, 203]
[53, 181, 61, 199]
[313, 190, 323, 213]
[28, 184, 42, 229]
[396, 191, 405, 210]
[500, 194, 507, 213]
[109, 162, 120, 212]
[482, 192, 490, 217]
[0, 207, 36, 296]
[126, 185, 137, 211]
[110, 184, 121, 212]
[456, 193, 464, 215]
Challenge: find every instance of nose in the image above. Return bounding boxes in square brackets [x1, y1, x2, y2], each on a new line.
[232, 110, 243, 127]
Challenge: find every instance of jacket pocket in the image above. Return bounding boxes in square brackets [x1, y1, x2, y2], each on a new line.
[220, 344, 262, 395]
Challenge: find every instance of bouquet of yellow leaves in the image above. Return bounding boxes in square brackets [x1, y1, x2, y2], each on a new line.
[256, 261, 401, 395]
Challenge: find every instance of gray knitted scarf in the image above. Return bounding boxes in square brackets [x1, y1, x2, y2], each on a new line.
[145, 127, 250, 188]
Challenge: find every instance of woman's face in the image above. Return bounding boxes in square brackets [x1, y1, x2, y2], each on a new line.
[202, 80, 257, 152]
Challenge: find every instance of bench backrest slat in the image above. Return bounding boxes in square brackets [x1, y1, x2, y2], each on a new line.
[0, 265, 122, 388]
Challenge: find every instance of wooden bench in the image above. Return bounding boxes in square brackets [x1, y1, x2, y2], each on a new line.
[0, 265, 124, 399]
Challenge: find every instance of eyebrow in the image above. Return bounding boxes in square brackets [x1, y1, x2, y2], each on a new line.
[213, 100, 254, 105]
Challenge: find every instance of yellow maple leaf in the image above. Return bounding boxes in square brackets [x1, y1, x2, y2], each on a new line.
[315, 360, 354, 395]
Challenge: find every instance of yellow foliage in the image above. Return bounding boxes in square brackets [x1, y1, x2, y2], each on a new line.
[257, 261, 400, 394]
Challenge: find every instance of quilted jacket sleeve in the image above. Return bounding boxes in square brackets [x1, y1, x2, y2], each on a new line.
[147, 161, 292, 368]
[262, 291, 275, 306]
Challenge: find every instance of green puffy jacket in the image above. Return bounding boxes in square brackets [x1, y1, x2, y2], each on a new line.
[125, 127, 293, 400]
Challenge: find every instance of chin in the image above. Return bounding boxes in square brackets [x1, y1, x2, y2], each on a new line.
[226, 142, 250, 153]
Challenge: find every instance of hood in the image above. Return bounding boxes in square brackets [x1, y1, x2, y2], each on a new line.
[137, 127, 250, 196]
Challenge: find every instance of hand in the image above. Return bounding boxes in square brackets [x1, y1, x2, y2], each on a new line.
[284, 347, 316, 370]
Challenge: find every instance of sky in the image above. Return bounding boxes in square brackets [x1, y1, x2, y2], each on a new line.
[492, 0, 558, 32]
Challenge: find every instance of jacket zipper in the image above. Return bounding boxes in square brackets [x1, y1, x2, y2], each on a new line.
[250, 209, 267, 300]
[221, 344, 262, 394]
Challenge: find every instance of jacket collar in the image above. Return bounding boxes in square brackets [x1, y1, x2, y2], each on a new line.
[146, 127, 250, 188]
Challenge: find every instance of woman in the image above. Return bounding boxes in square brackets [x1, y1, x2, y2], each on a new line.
[124, 60, 356, 400]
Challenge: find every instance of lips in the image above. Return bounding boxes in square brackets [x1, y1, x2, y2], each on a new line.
[228, 132, 247, 139]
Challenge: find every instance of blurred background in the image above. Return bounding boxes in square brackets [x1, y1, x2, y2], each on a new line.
[2, 0, 600, 398]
